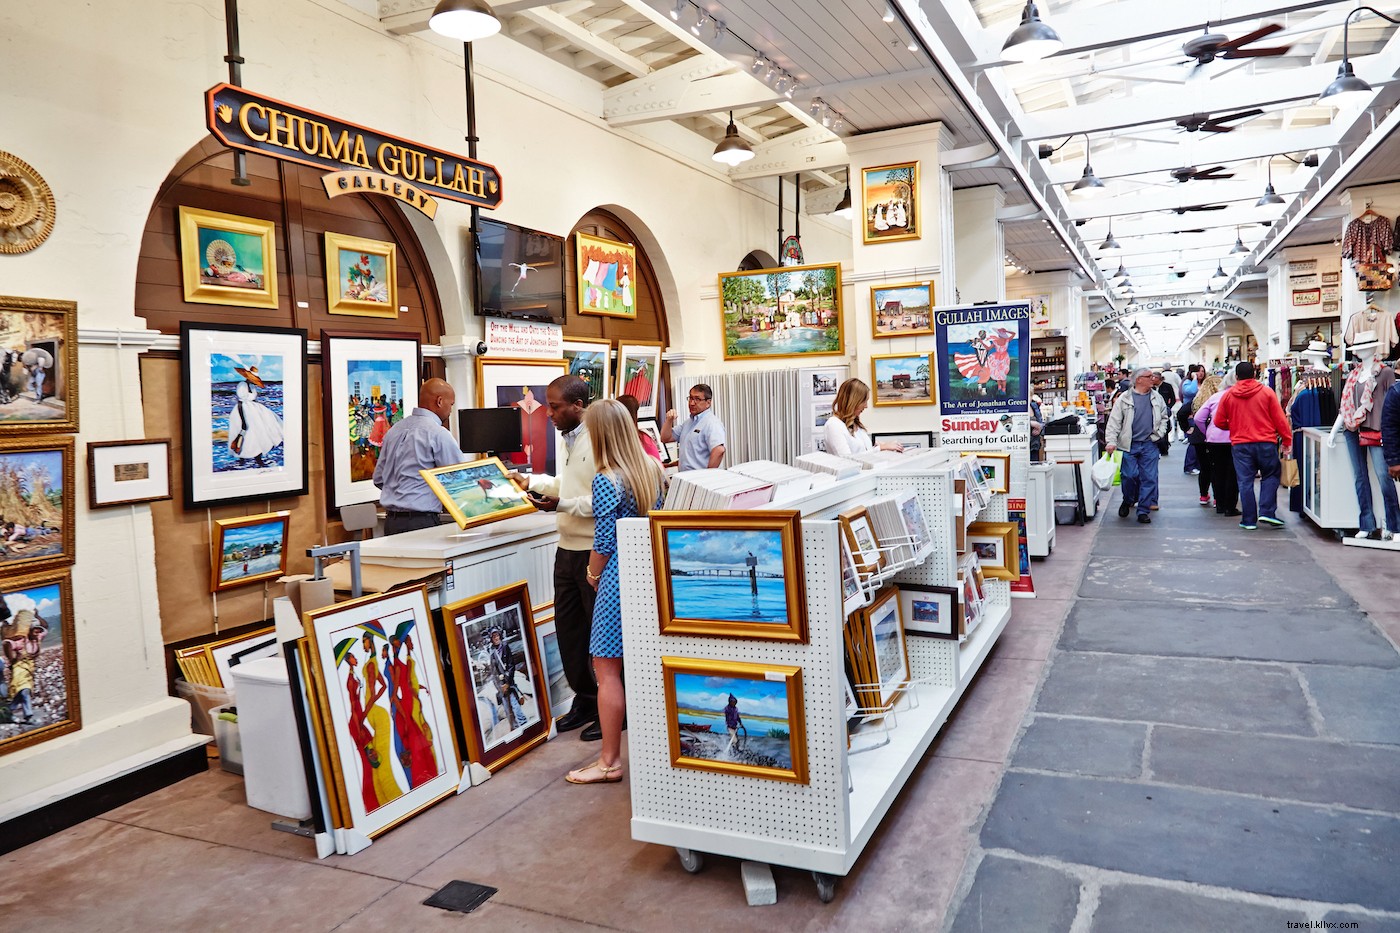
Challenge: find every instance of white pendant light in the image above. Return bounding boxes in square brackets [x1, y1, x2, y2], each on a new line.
[712, 111, 755, 166]
[428, 0, 501, 41]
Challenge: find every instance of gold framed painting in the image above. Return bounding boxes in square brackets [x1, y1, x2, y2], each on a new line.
[974, 451, 1011, 494]
[324, 232, 398, 318]
[870, 352, 935, 406]
[0, 567, 80, 756]
[0, 295, 79, 435]
[420, 456, 535, 529]
[870, 281, 934, 337]
[855, 586, 909, 710]
[966, 520, 1018, 580]
[649, 510, 807, 642]
[575, 232, 637, 319]
[210, 510, 291, 593]
[175, 625, 278, 688]
[662, 656, 808, 784]
[178, 206, 278, 309]
[0, 435, 74, 576]
[719, 263, 843, 361]
[861, 161, 920, 244]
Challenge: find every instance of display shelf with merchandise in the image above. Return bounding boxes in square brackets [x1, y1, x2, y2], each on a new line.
[1030, 335, 1068, 402]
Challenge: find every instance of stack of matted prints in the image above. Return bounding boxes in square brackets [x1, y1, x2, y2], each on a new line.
[174, 626, 279, 688]
[660, 468, 775, 511]
[842, 586, 910, 714]
[795, 451, 862, 479]
[728, 460, 813, 503]
[865, 491, 931, 566]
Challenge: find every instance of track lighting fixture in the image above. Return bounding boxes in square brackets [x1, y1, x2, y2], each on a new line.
[691, 12, 708, 36]
[670, 0, 684, 21]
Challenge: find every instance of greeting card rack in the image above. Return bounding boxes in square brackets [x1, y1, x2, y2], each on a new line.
[617, 451, 1011, 904]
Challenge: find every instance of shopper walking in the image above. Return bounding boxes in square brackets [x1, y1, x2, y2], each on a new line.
[1105, 368, 1170, 524]
[1213, 361, 1294, 530]
[1195, 374, 1240, 517]
[566, 400, 666, 785]
[662, 383, 726, 470]
[1160, 368, 1184, 441]
[1384, 377, 1400, 480]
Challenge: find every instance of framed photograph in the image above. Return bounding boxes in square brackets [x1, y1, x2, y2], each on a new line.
[420, 456, 534, 529]
[810, 370, 841, 397]
[899, 585, 959, 640]
[0, 436, 74, 576]
[857, 587, 909, 709]
[0, 295, 78, 436]
[321, 330, 421, 509]
[0, 567, 80, 756]
[719, 263, 843, 361]
[475, 357, 568, 476]
[530, 604, 574, 720]
[324, 232, 398, 318]
[975, 451, 1011, 494]
[870, 281, 934, 337]
[813, 401, 834, 429]
[561, 336, 611, 403]
[661, 656, 807, 784]
[871, 431, 933, 450]
[182, 322, 308, 509]
[861, 161, 920, 244]
[650, 510, 807, 641]
[575, 232, 637, 319]
[178, 206, 278, 309]
[838, 506, 885, 575]
[210, 510, 291, 593]
[86, 438, 171, 509]
[301, 586, 460, 837]
[967, 520, 1018, 580]
[871, 352, 935, 406]
[442, 581, 551, 772]
[615, 341, 664, 419]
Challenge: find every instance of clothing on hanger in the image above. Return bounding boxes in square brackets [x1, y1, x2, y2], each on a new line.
[1342, 306, 1400, 358]
[1342, 212, 1395, 264]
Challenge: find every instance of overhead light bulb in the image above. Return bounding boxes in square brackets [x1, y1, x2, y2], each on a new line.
[1001, 1, 1063, 63]
[1256, 161, 1285, 207]
[670, 0, 684, 21]
[907, 36, 919, 52]
[692, 12, 708, 36]
[751, 55, 765, 75]
[832, 116, 845, 133]
[712, 111, 755, 167]
[784, 81, 797, 99]
[428, 0, 501, 41]
[822, 109, 833, 128]
[775, 75, 790, 95]
[1230, 228, 1248, 254]
[882, 2, 895, 24]
[809, 100, 822, 118]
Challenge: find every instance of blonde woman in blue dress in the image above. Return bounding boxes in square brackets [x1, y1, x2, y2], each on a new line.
[566, 399, 666, 785]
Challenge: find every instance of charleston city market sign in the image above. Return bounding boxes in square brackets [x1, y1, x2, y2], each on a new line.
[1089, 295, 1253, 331]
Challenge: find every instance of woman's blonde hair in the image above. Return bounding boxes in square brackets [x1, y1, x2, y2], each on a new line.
[832, 378, 870, 434]
[585, 399, 666, 516]
[1192, 374, 1223, 413]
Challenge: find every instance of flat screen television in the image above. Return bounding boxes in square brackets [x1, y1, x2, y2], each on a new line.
[474, 218, 566, 324]
[458, 406, 524, 459]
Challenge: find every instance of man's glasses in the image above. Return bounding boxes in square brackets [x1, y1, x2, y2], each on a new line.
[688, 395, 709, 403]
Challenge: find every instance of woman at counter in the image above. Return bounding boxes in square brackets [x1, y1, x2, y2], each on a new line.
[823, 378, 904, 458]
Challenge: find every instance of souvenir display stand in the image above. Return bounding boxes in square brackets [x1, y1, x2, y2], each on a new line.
[1298, 426, 1394, 541]
[617, 450, 1011, 903]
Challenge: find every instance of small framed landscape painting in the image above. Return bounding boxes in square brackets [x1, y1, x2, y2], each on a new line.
[898, 584, 959, 640]
[210, 510, 291, 593]
[976, 451, 1011, 494]
[575, 232, 637, 319]
[871, 353, 935, 406]
[421, 456, 534, 529]
[650, 510, 806, 642]
[861, 161, 919, 244]
[86, 439, 172, 509]
[870, 281, 934, 337]
[967, 521, 1018, 581]
[0, 436, 74, 576]
[0, 567, 80, 756]
[325, 232, 398, 318]
[178, 206, 278, 309]
[0, 295, 79, 436]
[662, 656, 807, 784]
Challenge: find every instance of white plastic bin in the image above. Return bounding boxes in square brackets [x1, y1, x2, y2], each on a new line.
[229, 656, 311, 820]
[173, 680, 232, 740]
[210, 704, 244, 775]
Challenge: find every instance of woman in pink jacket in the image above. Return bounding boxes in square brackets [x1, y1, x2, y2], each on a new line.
[1193, 373, 1241, 517]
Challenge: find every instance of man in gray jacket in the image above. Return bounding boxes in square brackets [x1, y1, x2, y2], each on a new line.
[1105, 368, 1171, 524]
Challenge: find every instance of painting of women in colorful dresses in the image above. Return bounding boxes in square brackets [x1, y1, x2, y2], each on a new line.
[210, 353, 286, 472]
[345, 360, 405, 483]
[575, 232, 637, 320]
[935, 304, 1032, 415]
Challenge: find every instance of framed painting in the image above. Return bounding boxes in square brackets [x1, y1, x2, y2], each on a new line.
[321, 330, 421, 509]
[442, 580, 551, 772]
[839, 505, 884, 575]
[181, 322, 309, 509]
[871, 352, 935, 406]
[895, 489, 931, 554]
[210, 510, 291, 593]
[871, 431, 933, 450]
[178, 206, 278, 309]
[575, 232, 637, 319]
[899, 584, 959, 640]
[967, 520, 1018, 580]
[0, 567, 80, 756]
[301, 586, 460, 838]
[0, 436, 74, 576]
[649, 510, 807, 642]
[976, 451, 1011, 494]
[839, 537, 864, 617]
[531, 604, 574, 720]
[857, 586, 909, 709]
[861, 161, 919, 244]
[638, 419, 665, 459]
[661, 656, 807, 784]
[870, 281, 933, 337]
[207, 626, 279, 688]
[324, 232, 398, 318]
[420, 456, 534, 529]
[475, 357, 568, 477]
[561, 336, 611, 403]
[0, 296, 78, 436]
[615, 342, 664, 420]
[86, 438, 171, 509]
[719, 263, 843, 361]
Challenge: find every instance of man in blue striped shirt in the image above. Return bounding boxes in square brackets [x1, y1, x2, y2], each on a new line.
[373, 378, 466, 535]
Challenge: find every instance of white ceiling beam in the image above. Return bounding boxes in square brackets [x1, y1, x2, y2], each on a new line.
[804, 187, 845, 216]
[517, 7, 652, 78]
[379, 0, 557, 35]
[1043, 125, 1338, 185]
[603, 58, 774, 126]
[998, 204, 1044, 221]
[726, 126, 850, 182]
[940, 142, 998, 168]
[1065, 177, 1308, 220]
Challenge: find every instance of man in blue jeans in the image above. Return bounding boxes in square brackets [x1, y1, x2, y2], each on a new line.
[1104, 368, 1170, 524]
[1213, 361, 1294, 530]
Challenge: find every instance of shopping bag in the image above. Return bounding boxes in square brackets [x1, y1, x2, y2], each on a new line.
[1279, 455, 1300, 488]
[1091, 452, 1121, 491]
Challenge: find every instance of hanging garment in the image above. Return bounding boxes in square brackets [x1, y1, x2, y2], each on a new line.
[1342, 212, 1395, 264]
[1343, 305, 1400, 358]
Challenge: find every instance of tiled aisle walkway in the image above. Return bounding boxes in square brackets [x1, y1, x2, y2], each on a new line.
[946, 464, 1400, 932]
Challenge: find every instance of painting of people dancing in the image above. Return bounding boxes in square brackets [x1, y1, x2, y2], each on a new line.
[720, 263, 843, 360]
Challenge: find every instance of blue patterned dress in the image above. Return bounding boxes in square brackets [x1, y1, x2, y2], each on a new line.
[589, 472, 661, 658]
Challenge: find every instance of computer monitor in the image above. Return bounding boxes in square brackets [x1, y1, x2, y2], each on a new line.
[457, 407, 524, 460]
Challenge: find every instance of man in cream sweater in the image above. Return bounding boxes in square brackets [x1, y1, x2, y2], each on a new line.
[510, 375, 600, 739]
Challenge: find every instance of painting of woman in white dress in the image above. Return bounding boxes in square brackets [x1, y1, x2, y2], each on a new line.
[210, 354, 286, 472]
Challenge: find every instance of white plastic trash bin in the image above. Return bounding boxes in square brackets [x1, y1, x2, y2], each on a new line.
[229, 656, 311, 820]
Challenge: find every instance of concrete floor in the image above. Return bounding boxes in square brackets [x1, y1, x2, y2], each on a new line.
[5, 461, 1396, 931]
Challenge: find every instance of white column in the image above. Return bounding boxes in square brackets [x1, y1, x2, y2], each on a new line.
[952, 185, 1007, 304]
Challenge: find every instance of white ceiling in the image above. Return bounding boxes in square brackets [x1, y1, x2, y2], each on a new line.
[375, 0, 1400, 355]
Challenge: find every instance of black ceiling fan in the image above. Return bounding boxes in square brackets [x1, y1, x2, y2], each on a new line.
[1167, 204, 1229, 214]
[1176, 109, 1264, 133]
[1170, 165, 1234, 183]
[1181, 23, 1292, 68]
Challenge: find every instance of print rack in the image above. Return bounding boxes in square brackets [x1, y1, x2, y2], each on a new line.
[617, 450, 1012, 904]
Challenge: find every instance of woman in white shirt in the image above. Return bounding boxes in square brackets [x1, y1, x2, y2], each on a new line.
[823, 379, 905, 457]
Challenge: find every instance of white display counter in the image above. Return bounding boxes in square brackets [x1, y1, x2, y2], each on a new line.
[1043, 434, 1100, 520]
[1026, 462, 1056, 557]
[1300, 426, 1394, 534]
